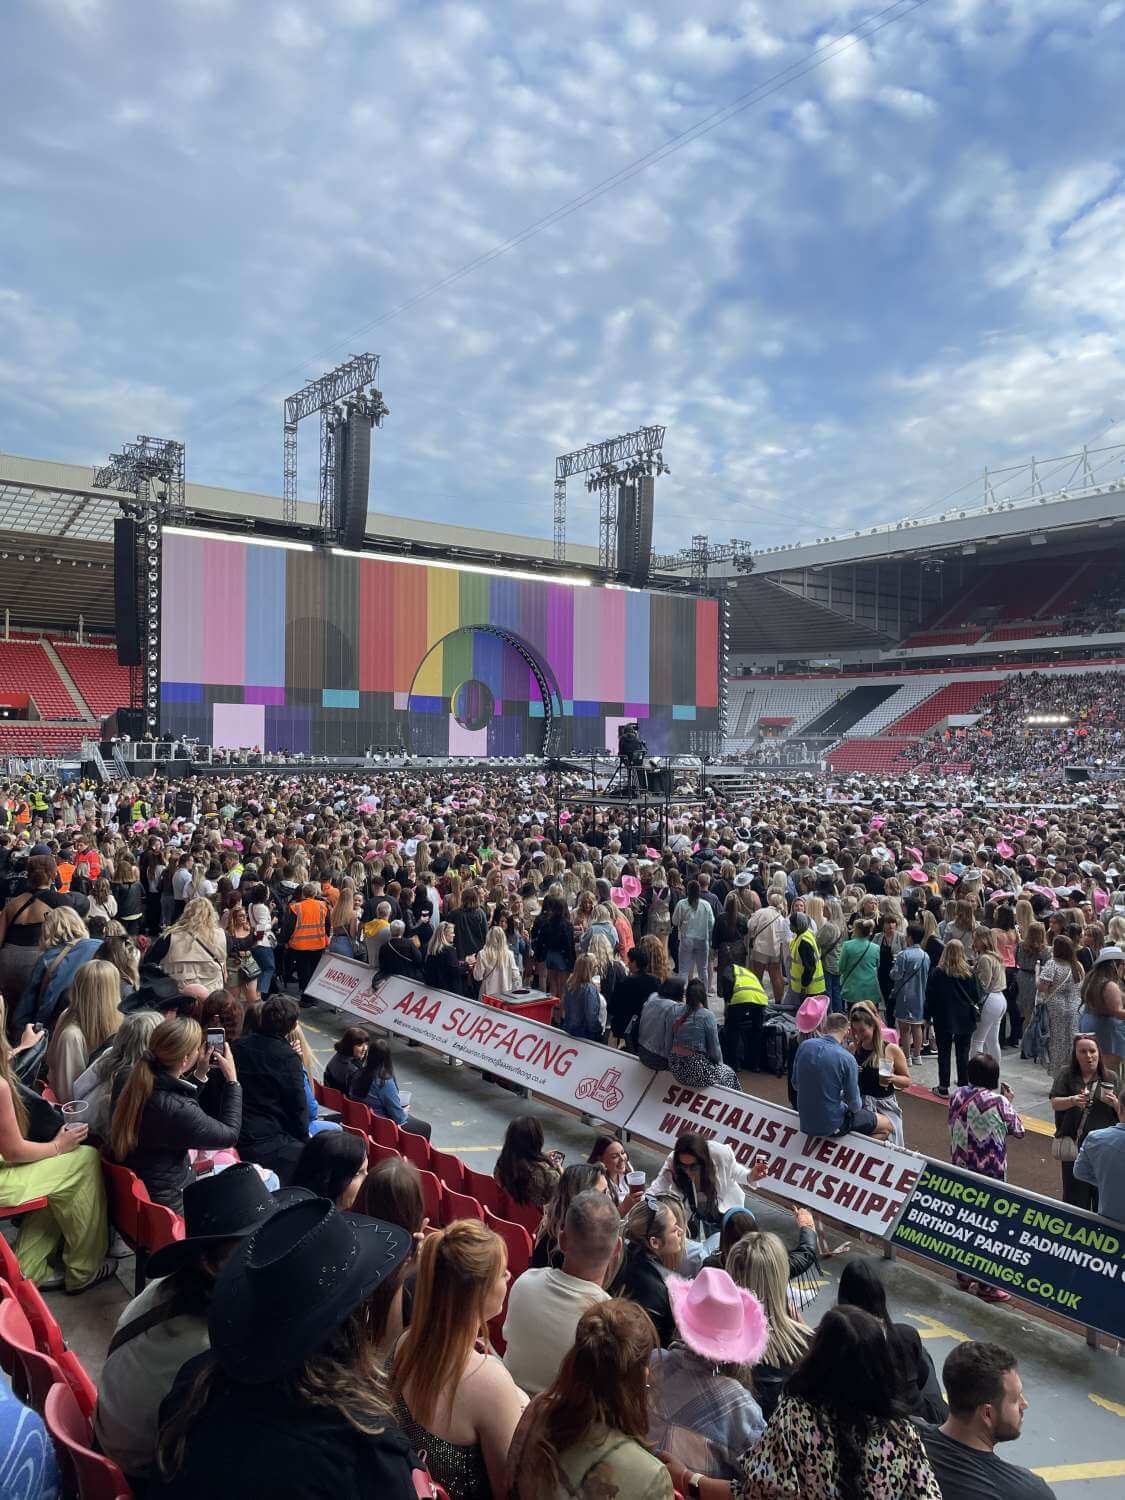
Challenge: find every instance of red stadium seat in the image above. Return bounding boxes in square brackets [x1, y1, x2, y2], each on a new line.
[319, 1084, 347, 1114]
[440, 1185, 484, 1225]
[367, 1115, 400, 1149]
[342, 1097, 374, 1133]
[45, 1381, 132, 1500]
[482, 1207, 533, 1280]
[367, 1140, 400, 1169]
[463, 1166, 505, 1216]
[57, 1348, 98, 1421]
[100, 1159, 152, 1293]
[499, 1191, 542, 1237]
[418, 1170, 442, 1228]
[0, 1298, 64, 1412]
[398, 1129, 431, 1172]
[0, 1194, 49, 1221]
[0, 1231, 24, 1286]
[13, 1276, 65, 1362]
[427, 1148, 465, 1194]
[138, 1198, 184, 1257]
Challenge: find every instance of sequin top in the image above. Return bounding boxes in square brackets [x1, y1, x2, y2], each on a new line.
[394, 1395, 492, 1500]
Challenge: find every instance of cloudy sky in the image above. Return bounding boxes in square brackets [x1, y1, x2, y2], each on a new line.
[3, 0, 1125, 552]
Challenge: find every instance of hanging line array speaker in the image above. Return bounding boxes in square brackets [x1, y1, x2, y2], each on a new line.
[113, 517, 141, 666]
[339, 409, 374, 550]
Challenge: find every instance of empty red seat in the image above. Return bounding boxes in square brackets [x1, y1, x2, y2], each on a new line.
[441, 1185, 484, 1225]
[427, 1148, 464, 1194]
[483, 1207, 533, 1280]
[463, 1167, 505, 1216]
[138, 1198, 184, 1256]
[0, 1193, 49, 1220]
[0, 1298, 64, 1413]
[342, 1097, 374, 1133]
[367, 1115, 400, 1149]
[45, 1380, 133, 1500]
[13, 1276, 65, 1361]
[319, 1084, 347, 1114]
[398, 1129, 431, 1172]
[418, 1170, 442, 1228]
[0, 1231, 24, 1286]
[367, 1140, 400, 1169]
[499, 1191, 542, 1237]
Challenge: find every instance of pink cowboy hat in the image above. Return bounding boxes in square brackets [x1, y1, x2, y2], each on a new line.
[795, 996, 828, 1034]
[667, 1268, 769, 1365]
[621, 875, 642, 899]
[610, 887, 630, 908]
[906, 867, 928, 884]
[995, 840, 1014, 859]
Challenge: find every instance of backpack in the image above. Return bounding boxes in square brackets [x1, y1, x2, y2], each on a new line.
[763, 1010, 799, 1078]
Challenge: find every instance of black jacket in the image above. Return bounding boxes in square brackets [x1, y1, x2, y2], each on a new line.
[117, 1070, 242, 1207]
[422, 948, 462, 993]
[611, 1247, 675, 1348]
[230, 1032, 308, 1162]
[323, 1052, 360, 1096]
[451, 907, 488, 961]
[156, 1353, 417, 1500]
[111, 880, 146, 924]
[378, 940, 423, 981]
[924, 970, 980, 1037]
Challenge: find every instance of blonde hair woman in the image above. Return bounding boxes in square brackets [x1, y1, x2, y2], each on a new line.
[46, 959, 122, 1101]
[110, 1015, 241, 1210]
[925, 940, 981, 1095]
[0, 994, 113, 1292]
[848, 1001, 910, 1145]
[392, 1220, 526, 1498]
[159, 896, 227, 993]
[472, 924, 519, 999]
[726, 1232, 812, 1421]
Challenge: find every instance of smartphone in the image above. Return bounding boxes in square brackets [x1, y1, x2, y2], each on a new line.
[206, 1028, 226, 1056]
[548, 1149, 566, 1168]
[625, 1169, 646, 1187]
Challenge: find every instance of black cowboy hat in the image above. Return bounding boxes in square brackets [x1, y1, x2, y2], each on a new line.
[208, 1195, 411, 1383]
[146, 1163, 290, 1278]
[119, 971, 197, 1016]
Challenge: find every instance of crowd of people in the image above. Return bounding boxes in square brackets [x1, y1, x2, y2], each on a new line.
[0, 760, 1121, 1495]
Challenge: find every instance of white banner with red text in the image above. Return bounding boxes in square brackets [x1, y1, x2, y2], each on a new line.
[306, 955, 922, 1236]
[627, 1073, 921, 1237]
[307, 957, 652, 1125]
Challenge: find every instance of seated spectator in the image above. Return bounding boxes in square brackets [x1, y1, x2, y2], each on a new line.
[110, 1016, 242, 1211]
[503, 1188, 620, 1396]
[1073, 1073, 1125, 1224]
[505, 1299, 674, 1500]
[349, 1036, 431, 1140]
[663, 1305, 941, 1500]
[670, 979, 742, 1091]
[95, 1164, 282, 1486]
[0, 1014, 112, 1292]
[292, 1021, 342, 1139]
[229, 995, 308, 1183]
[71, 1007, 162, 1140]
[531, 1162, 609, 1270]
[636, 977, 687, 1070]
[587, 1134, 642, 1210]
[791, 1013, 892, 1140]
[358, 1155, 427, 1354]
[701, 1206, 758, 1273]
[45, 958, 122, 1101]
[836, 1258, 947, 1422]
[648, 1267, 768, 1483]
[392, 1220, 527, 1499]
[291, 1129, 369, 1209]
[154, 1197, 417, 1498]
[493, 1115, 561, 1211]
[610, 1195, 685, 1347]
[725, 1232, 812, 1421]
[921, 1340, 1055, 1498]
[24, 905, 100, 1030]
[324, 1025, 371, 1095]
[651, 1132, 766, 1247]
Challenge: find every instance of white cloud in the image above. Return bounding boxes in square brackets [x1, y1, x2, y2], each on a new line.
[271, 5, 325, 49]
[878, 85, 936, 117]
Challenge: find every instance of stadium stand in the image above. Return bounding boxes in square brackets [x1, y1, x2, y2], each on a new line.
[0, 724, 87, 755]
[841, 680, 937, 738]
[898, 627, 985, 650]
[796, 684, 898, 740]
[51, 643, 131, 718]
[881, 678, 1002, 737]
[0, 641, 78, 719]
[824, 737, 918, 774]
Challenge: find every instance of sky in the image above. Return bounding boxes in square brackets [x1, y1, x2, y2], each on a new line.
[3, 0, 1125, 553]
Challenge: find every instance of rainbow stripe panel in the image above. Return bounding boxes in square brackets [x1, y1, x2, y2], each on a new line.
[160, 534, 719, 755]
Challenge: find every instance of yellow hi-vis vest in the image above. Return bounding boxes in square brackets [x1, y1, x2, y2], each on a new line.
[789, 931, 825, 998]
[728, 965, 769, 1007]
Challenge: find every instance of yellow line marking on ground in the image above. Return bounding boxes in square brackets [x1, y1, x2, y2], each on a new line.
[436, 1145, 500, 1153]
[1020, 1114, 1055, 1137]
[1033, 1460, 1125, 1482]
[904, 1313, 970, 1343]
[1090, 1394, 1125, 1418]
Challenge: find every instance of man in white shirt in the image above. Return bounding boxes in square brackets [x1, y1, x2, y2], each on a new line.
[502, 1190, 620, 1396]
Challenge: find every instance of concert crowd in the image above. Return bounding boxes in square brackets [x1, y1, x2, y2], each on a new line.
[1, 760, 1121, 1497]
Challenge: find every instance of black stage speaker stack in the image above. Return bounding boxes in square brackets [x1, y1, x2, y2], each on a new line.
[338, 409, 374, 550]
[113, 517, 141, 666]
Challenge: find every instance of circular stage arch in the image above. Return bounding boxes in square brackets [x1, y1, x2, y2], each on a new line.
[404, 625, 562, 756]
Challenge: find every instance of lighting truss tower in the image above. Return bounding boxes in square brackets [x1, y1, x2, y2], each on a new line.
[282, 354, 387, 537]
[651, 535, 755, 586]
[93, 435, 185, 734]
[553, 425, 666, 571]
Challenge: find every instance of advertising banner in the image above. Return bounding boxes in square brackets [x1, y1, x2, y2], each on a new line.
[627, 1073, 921, 1236]
[891, 1160, 1125, 1340]
[309, 961, 652, 1126]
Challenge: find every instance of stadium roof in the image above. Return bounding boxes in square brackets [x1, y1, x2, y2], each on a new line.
[726, 575, 888, 654]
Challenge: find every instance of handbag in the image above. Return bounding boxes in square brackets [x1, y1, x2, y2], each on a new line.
[1053, 1085, 1097, 1161]
[233, 952, 262, 982]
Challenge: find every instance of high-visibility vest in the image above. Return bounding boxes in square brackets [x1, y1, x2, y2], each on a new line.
[728, 965, 769, 1007]
[288, 898, 329, 950]
[30, 792, 48, 814]
[789, 932, 825, 998]
[57, 861, 75, 894]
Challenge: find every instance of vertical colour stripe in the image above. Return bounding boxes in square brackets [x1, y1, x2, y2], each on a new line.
[597, 587, 626, 702]
[624, 589, 651, 705]
[546, 585, 573, 700]
[245, 544, 286, 687]
[572, 585, 602, 700]
[202, 539, 244, 685]
[426, 566, 459, 651]
[695, 598, 719, 708]
[161, 533, 203, 683]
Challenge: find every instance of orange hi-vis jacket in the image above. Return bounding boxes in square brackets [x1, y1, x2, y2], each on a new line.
[57, 861, 75, 894]
[288, 897, 329, 951]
